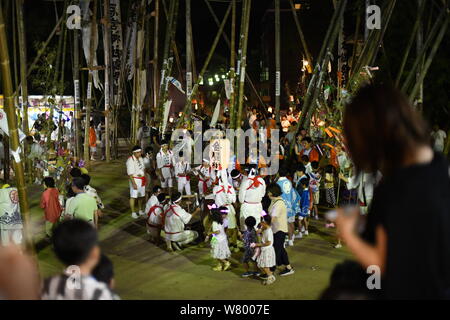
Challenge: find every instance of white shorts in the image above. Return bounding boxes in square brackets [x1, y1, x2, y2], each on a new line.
[287, 216, 296, 223]
[90, 146, 97, 153]
[313, 191, 320, 205]
[130, 178, 146, 198]
[161, 177, 173, 188]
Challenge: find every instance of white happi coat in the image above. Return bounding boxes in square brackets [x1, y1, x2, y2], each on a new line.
[195, 165, 215, 194]
[238, 175, 266, 230]
[147, 202, 164, 228]
[164, 203, 193, 242]
[174, 161, 191, 195]
[145, 194, 159, 214]
[126, 155, 146, 189]
[213, 183, 237, 229]
[156, 149, 174, 179]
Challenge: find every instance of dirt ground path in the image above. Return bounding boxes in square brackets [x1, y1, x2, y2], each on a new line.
[28, 157, 352, 300]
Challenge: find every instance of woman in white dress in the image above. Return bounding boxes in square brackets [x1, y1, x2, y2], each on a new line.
[253, 214, 277, 285]
[206, 209, 231, 271]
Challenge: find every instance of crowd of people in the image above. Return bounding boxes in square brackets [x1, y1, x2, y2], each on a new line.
[0, 84, 449, 299]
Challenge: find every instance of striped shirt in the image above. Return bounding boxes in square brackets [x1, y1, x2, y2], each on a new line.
[41, 274, 119, 300]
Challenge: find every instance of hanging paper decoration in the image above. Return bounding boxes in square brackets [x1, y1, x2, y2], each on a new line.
[161, 100, 173, 134]
[224, 79, 231, 100]
[109, 0, 123, 105]
[166, 77, 185, 94]
[210, 99, 221, 128]
[80, 0, 103, 90]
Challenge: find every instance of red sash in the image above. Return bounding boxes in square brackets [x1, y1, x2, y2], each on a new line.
[147, 205, 163, 228]
[216, 185, 233, 194]
[246, 176, 263, 190]
[133, 176, 147, 187]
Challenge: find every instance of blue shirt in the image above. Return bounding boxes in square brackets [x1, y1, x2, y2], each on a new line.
[299, 188, 310, 217]
[276, 177, 301, 218]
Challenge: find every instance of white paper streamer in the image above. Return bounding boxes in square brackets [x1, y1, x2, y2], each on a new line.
[210, 99, 221, 128]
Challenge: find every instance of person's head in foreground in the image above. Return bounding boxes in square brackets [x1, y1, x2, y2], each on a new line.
[52, 219, 100, 271]
[92, 254, 115, 289]
[43, 220, 118, 300]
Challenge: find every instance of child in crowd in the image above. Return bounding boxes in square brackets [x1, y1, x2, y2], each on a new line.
[324, 165, 336, 208]
[324, 165, 337, 229]
[40, 177, 63, 237]
[301, 155, 312, 175]
[145, 185, 162, 214]
[42, 220, 118, 300]
[309, 161, 321, 220]
[293, 163, 307, 188]
[298, 177, 311, 236]
[206, 208, 231, 271]
[253, 214, 276, 285]
[92, 254, 119, 299]
[240, 216, 258, 278]
[276, 167, 301, 246]
[146, 193, 167, 245]
[81, 174, 104, 218]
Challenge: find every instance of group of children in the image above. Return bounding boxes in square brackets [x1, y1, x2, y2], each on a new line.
[40, 167, 104, 238]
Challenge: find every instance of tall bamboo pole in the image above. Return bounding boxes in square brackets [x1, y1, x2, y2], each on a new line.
[12, 0, 18, 93]
[349, 5, 361, 77]
[16, 0, 28, 135]
[274, 0, 281, 122]
[73, 4, 82, 160]
[229, 0, 237, 129]
[186, 0, 192, 101]
[176, 2, 232, 130]
[84, 0, 98, 169]
[156, 0, 176, 123]
[401, 7, 446, 93]
[153, 0, 159, 117]
[394, 0, 426, 87]
[409, 14, 449, 102]
[288, 0, 312, 65]
[104, 0, 112, 162]
[235, 0, 251, 130]
[204, 0, 266, 115]
[295, 0, 347, 134]
[14, 16, 65, 97]
[0, 2, 33, 253]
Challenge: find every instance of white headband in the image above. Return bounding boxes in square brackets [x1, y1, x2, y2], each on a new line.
[133, 149, 142, 153]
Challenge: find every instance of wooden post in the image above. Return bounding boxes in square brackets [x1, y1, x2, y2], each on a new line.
[409, 14, 448, 102]
[394, 0, 426, 87]
[16, 0, 28, 135]
[156, 0, 176, 123]
[235, 0, 251, 130]
[274, 0, 281, 122]
[186, 0, 192, 101]
[153, 0, 159, 118]
[288, 0, 312, 66]
[176, 2, 232, 130]
[104, 0, 112, 162]
[73, 15, 82, 160]
[203, 0, 266, 123]
[0, 1, 33, 253]
[84, 0, 98, 169]
[229, 0, 237, 129]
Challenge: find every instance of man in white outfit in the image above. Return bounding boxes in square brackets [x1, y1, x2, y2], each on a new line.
[174, 151, 191, 195]
[163, 192, 201, 251]
[126, 146, 146, 219]
[156, 141, 175, 195]
[238, 165, 266, 231]
[194, 159, 215, 198]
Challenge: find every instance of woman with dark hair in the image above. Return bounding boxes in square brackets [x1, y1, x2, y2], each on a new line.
[335, 84, 450, 299]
